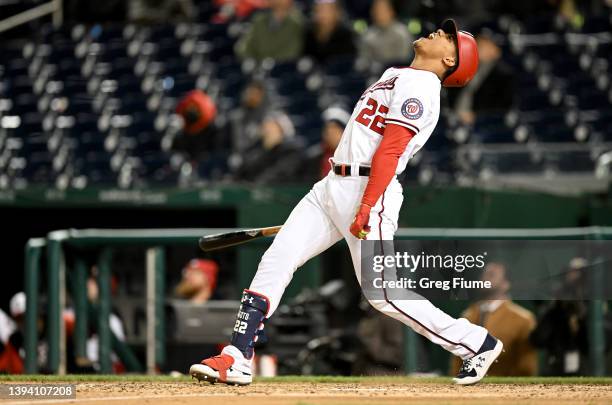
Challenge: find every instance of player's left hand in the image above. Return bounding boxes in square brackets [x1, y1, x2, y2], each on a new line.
[350, 203, 372, 239]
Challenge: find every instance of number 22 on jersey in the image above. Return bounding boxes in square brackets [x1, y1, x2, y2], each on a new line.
[355, 97, 388, 136]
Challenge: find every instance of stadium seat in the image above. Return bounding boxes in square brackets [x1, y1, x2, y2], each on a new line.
[556, 150, 595, 173]
[2, 13, 610, 189]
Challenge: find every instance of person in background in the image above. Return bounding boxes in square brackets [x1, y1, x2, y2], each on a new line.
[303, 0, 357, 63]
[174, 89, 220, 159]
[232, 111, 303, 184]
[84, 269, 126, 373]
[353, 305, 404, 375]
[175, 259, 220, 304]
[447, 27, 515, 126]
[173, 89, 227, 180]
[236, 0, 304, 61]
[450, 262, 538, 376]
[530, 257, 596, 376]
[0, 292, 26, 374]
[360, 0, 413, 66]
[229, 79, 272, 158]
[298, 105, 350, 182]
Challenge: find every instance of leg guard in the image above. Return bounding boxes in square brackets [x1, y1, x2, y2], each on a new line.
[230, 289, 269, 359]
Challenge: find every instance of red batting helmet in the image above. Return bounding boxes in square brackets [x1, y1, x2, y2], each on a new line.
[441, 19, 479, 88]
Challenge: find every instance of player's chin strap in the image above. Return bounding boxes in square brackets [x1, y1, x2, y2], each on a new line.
[230, 289, 270, 360]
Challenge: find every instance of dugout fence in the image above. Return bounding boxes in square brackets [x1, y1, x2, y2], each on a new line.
[23, 227, 612, 375]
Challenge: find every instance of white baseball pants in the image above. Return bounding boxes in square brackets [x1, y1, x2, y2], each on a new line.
[249, 171, 487, 359]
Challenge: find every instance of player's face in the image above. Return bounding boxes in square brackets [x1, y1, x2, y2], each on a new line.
[413, 28, 457, 66]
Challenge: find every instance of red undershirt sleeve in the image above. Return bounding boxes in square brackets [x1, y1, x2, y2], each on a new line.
[361, 124, 415, 207]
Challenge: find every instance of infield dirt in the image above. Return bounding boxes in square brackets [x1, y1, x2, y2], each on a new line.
[2, 380, 611, 405]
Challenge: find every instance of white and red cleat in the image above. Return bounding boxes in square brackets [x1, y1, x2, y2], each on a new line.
[189, 345, 253, 386]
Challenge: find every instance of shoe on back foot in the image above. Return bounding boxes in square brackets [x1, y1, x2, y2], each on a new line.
[453, 334, 503, 385]
[189, 345, 253, 386]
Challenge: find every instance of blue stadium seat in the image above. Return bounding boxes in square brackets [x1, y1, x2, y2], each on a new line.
[532, 122, 575, 143]
[425, 127, 451, 152]
[74, 152, 115, 184]
[522, 15, 563, 34]
[57, 58, 82, 76]
[92, 25, 125, 42]
[169, 74, 197, 96]
[575, 88, 610, 110]
[149, 26, 176, 42]
[21, 133, 48, 154]
[556, 150, 595, 172]
[8, 75, 33, 95]
[322, 56, 356, 77]
[100, 42, 129, 61]
[517, 89, 551, 111]
[21, 151, 54, 183]
[268, 62, 299, 79]
[76, 132, 105, 153]
[12, 94, 39, 114]
[580, 16, 612, 33]
[2, 17, 609, 187]
[200, 24, 229, 41]
[208, 38, 235, 61]
[483, 151, 543, 174]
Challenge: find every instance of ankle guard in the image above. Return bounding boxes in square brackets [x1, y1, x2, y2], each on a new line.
[230, 289, 270, 359]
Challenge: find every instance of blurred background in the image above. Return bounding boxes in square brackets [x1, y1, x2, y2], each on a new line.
[0, 0, 611, 378]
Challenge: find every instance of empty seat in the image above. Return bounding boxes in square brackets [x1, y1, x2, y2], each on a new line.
[200, 24, 228, 41]
[322, 57, 355, 77]
[517, 89, 551, 111]
[21, 133, 48, 154]
[76, 132, 105, 153]
[268, 62, 299, 79]
[532, 122, 575, 142]
[21, 151, 54, 183]
[483, 151, 543, 174]
[580, 16, 611, 33]
[74, 152, 115, 184]
[556, 150, 595, 172]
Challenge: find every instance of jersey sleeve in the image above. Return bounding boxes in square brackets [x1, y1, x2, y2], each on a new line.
[385, 75, 433, 135]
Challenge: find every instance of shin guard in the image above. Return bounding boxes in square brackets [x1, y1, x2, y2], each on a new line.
[230, 289, 270, 359]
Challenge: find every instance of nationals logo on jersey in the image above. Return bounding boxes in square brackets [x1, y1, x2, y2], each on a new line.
[401, 98, 424, 120]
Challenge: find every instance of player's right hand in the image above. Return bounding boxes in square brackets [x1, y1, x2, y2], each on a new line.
[350, 203, 372, 239]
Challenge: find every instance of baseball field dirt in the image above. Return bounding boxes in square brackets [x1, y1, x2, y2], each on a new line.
[1, 376, 611, 405]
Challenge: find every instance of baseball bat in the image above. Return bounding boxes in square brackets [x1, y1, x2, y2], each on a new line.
[198, 226, 282, 252]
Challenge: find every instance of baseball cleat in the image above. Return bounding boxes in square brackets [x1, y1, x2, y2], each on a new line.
[453, 334, 504, 385]
[189, 345, 253, 386]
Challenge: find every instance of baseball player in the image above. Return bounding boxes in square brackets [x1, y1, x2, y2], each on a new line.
[190, 19, 503, 386]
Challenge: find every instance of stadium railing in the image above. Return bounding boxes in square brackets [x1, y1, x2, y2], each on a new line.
[24, 226, 612, 375]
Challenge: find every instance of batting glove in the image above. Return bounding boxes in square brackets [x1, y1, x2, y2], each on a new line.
[350, 203, 372, 239]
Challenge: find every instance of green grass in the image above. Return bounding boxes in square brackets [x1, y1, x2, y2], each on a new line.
[0, 375, 610, 385]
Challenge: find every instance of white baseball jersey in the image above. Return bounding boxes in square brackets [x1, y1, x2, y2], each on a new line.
[247, 65, 488, 364]
[333, 67, 441, 174]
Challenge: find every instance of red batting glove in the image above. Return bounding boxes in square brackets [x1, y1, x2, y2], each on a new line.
[350, 203, 372, 239]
